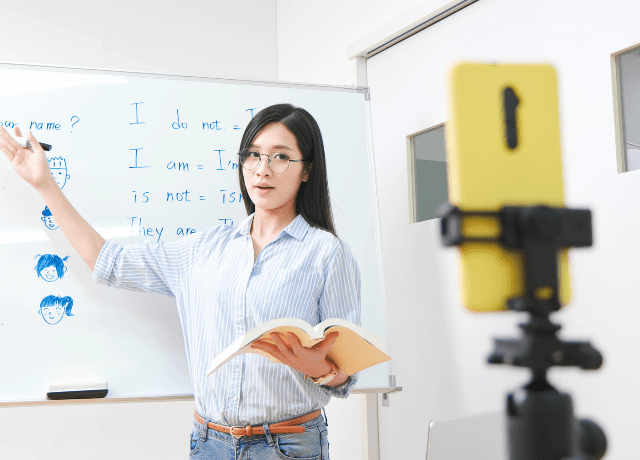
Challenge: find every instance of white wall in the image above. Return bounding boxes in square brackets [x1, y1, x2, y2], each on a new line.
[364, 0, 640, 456]
[279, 0, 640, 459]
[0, 1, 279, 459]
[0, 0, 278, 80]
[276, 0, 430, 85]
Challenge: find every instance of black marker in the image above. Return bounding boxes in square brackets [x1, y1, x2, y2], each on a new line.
[13, 136, 52, 151]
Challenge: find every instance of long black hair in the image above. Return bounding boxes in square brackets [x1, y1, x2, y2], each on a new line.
[238, 103, 336, 236]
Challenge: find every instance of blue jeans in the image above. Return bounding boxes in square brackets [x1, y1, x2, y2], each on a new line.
[189, 413, 330, 459]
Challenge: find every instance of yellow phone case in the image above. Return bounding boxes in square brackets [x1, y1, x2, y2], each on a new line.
[446, 63, 571, 312]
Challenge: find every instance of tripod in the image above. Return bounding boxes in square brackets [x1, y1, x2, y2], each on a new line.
[440, 204, 607, 460]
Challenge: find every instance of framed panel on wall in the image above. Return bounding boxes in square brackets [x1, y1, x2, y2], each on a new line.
[407, 123, 449, 223]
[612, 43, 640, 173]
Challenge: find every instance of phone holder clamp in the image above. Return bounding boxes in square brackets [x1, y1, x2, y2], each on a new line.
[439, 203, 606, 460]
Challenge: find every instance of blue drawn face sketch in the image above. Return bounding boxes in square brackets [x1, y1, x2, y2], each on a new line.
[35, 253, 68, 282]
[40, 304, 64, 324]
[41, 206, 58, 230]
[42, 215, 58, 230]
[49, 157, 70, 189]
[39, 295, 73, 325]
[41, 266, 59, 282]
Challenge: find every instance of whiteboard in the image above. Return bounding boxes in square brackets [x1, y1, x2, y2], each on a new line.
[0, 64, 388, 402]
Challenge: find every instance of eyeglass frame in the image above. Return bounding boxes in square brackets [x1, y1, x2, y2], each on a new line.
[237, 149, 311, 174]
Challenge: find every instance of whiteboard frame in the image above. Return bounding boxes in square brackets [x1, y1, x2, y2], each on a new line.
[0, 61, 392, 405]
[0, 387, 403, 408]
[0, 61, 370, 98]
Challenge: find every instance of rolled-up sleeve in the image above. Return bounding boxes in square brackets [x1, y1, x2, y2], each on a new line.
[321, 373, 359, 398]
[92, 240, 182, 297]
[318, 241, 361, 398]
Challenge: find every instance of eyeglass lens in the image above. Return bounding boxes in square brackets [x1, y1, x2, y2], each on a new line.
[239, 150, 291, 174]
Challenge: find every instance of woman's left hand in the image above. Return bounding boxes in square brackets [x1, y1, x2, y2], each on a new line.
[251, 331, 339, 378]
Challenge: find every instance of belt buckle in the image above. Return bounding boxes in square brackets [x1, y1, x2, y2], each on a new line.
[229, 425, 244, 439]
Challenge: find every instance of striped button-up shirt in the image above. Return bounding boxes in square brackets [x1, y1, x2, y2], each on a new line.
[93, 213, 361, 425]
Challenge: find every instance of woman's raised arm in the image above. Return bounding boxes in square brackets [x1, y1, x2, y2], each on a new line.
[0, 126, 105, 271]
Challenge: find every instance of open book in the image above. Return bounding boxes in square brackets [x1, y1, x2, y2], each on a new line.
[205, 317, 391, 377]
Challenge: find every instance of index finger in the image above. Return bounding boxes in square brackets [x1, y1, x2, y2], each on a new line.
[26, 130, 44, 153]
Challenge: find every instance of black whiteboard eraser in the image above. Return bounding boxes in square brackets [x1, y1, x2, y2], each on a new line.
[46, 382, 108, 400]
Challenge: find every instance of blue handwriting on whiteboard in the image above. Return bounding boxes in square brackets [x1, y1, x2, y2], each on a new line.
[41, 206, 58, 230]
[215, 150, 226, 171]
[167, 161, 189, 171]
[35, 254, 69, 282]
[167, 190, 191, 202]
[220, 190, 242, 204]
[39, 295, 74, 325]
[132, 191, 150, 203]
[130, 148, 150, 169]
[172, 110, 188, 129]
[202, 121, 221, 130]
[30, 121, 61, 130]
[49, 157, 70, 189]
[177, 227, 197, 236]
[128, 217, 163, 243]
[130, 102, 145, 125]
[246, 108, 256, 118]
[70, 116, 80, 132]
[2, 120, 18, 129]
[219, 218, 234, 226]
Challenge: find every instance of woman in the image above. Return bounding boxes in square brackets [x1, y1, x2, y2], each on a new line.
[0, 103, 360, 459]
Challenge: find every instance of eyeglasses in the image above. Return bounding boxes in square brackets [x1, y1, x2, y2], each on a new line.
[238, 149, 310, 174]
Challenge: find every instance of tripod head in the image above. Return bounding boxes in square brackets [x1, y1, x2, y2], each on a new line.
[440, 203, 606, 460]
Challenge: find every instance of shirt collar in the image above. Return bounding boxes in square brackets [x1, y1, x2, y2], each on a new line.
[283, 214, 311, 241]
[237, 214, 254, 238]
[236, 213, 311, 242]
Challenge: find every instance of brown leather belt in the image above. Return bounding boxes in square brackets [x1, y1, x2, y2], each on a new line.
[194, 409, 322, 438]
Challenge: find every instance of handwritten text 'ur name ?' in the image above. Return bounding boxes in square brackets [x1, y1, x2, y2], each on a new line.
[0, 117, 80, 132]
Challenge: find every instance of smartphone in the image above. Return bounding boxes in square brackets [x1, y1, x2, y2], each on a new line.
[446, 62, 571, 312]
